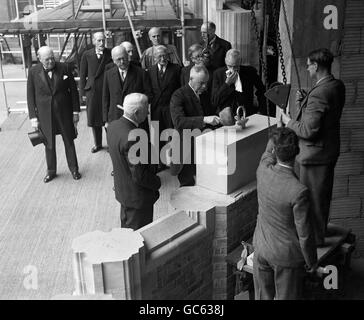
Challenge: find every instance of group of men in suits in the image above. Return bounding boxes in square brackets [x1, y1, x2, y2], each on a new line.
[253, 48, 346, 300]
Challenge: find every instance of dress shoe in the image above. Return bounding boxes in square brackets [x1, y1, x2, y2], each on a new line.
[91, 145, 102, 153]
[44, 174, 56, 183]
[72, 171, 82, 180]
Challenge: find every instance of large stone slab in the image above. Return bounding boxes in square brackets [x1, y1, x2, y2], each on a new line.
[196, 114, 277, 195]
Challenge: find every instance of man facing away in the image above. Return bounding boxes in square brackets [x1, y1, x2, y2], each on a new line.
[107, 93, 161, 230]
[281, 48, 346, 246]
[79, 32, 112, 153]
[27, 46, 81, 183]
[253, 127, 317, 300]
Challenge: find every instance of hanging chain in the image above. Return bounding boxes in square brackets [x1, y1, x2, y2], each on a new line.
[250, 2, 270, 127]
[271, 0, 287, 85]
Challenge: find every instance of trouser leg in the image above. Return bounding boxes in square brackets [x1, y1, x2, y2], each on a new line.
[274, 265, 305, 300]
[61, 133, 79, 173]
[120, 204, 154, 230]
[299, 163, 336, 245]
[92, 126, 102, 147]
[45, 134, 57, 175]
[253, 253, 275, 300]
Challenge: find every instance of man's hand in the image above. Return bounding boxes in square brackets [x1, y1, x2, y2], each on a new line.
[204, 116, 221, 126]
[296, 89, 307, 102]
[280, 110, 291, 126]
[105, 122, 109, 129]
[30, 118, 39, 129]
[82, 96, 86, 103]
[225, 70, 238, 86]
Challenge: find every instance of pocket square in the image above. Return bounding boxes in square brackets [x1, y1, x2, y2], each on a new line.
[63, 75, 68, 80]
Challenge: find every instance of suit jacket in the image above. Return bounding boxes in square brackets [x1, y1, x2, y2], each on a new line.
[287, 75, 346, 165]
[102, 63, 151, 123]
[180, 64, 216, 116]
[253, 140, 317, 268]
[148, 62, 181, 120]
[107, 116, 161, 209]
[141, 44, 182, 70]
[79, 47, 112, 126]
[205, 35, 232, 71]
[170, 85, 207, 132]
[27, 62, 80, 149]
[211, 65, 266, 116]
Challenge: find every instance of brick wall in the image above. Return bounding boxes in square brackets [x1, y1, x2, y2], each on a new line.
[330, 0, 364, 257]
[142, 236, 214, 300]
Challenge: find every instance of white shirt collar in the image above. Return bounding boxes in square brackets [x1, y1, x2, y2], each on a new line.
[277, 162, 293, 170]
[234, 72, 243, 93]
[158, 63, 167, 71]
[119, 68, 128, 77]
[123, 115, 138, 127]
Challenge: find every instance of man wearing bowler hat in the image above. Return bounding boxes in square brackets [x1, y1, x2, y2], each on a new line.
[27, 46, 81, 183]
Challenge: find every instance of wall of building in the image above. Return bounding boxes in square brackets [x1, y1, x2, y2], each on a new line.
[279, 0, 364, 257]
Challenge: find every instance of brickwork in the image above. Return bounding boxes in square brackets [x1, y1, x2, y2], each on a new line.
[330, 0, 364, 256]
[212, 186, 258, 299]
[142, 232, 214, 300]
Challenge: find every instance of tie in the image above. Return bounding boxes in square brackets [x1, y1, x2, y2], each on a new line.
[96, 50, 103, 59]
[159, 67, 165, 80]
[120, 70, 125, 82]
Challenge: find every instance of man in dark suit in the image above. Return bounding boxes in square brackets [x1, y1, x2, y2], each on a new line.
[148, 45, 181, 170]
[80, 32, 112, 153]
[181, 44, 215, 116]
[253, 127, 317, 300]
[27, 46, 81, 183]
[200, 21, 231, 71]
[102, 46, 151, 126]
[170, 65, 220, 187]
[120, 41, 141, 67]
[107, 93, 161, 230]
[211, 49, 266, 121]
[281, 48, 346, 246]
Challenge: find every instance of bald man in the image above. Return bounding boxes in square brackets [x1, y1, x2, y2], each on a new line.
[27, 46, 81, 183]
[170, 65, 221, 186]
[120, 41, 141, 67]
[80, 32, 112, 153]
[102, 46, 151, 125]
[201, 21, 231, 71]
[140, 27, 182, 70]
[107, 93, 161, 230]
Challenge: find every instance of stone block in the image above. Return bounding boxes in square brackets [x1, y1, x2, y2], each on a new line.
[335, 152, 364, 176]
[196, 115, 277, 194]
[349, 175, 364, 198]
[332, 176, 349, 199]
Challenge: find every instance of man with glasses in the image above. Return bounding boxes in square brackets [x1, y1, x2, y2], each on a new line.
[27, 46, 81, 183]
[211, 49, 266, 121]
[281, 48, 346, 246]
[140, 27, 182, 70]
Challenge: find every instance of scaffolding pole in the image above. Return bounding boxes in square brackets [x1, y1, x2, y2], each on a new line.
[180, 0, 186, 64]
[0, 54, 9, 116]
[123, 0, 142, 58]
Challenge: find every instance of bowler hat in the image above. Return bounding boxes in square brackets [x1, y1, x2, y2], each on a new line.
[28, 128, 47, 147]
